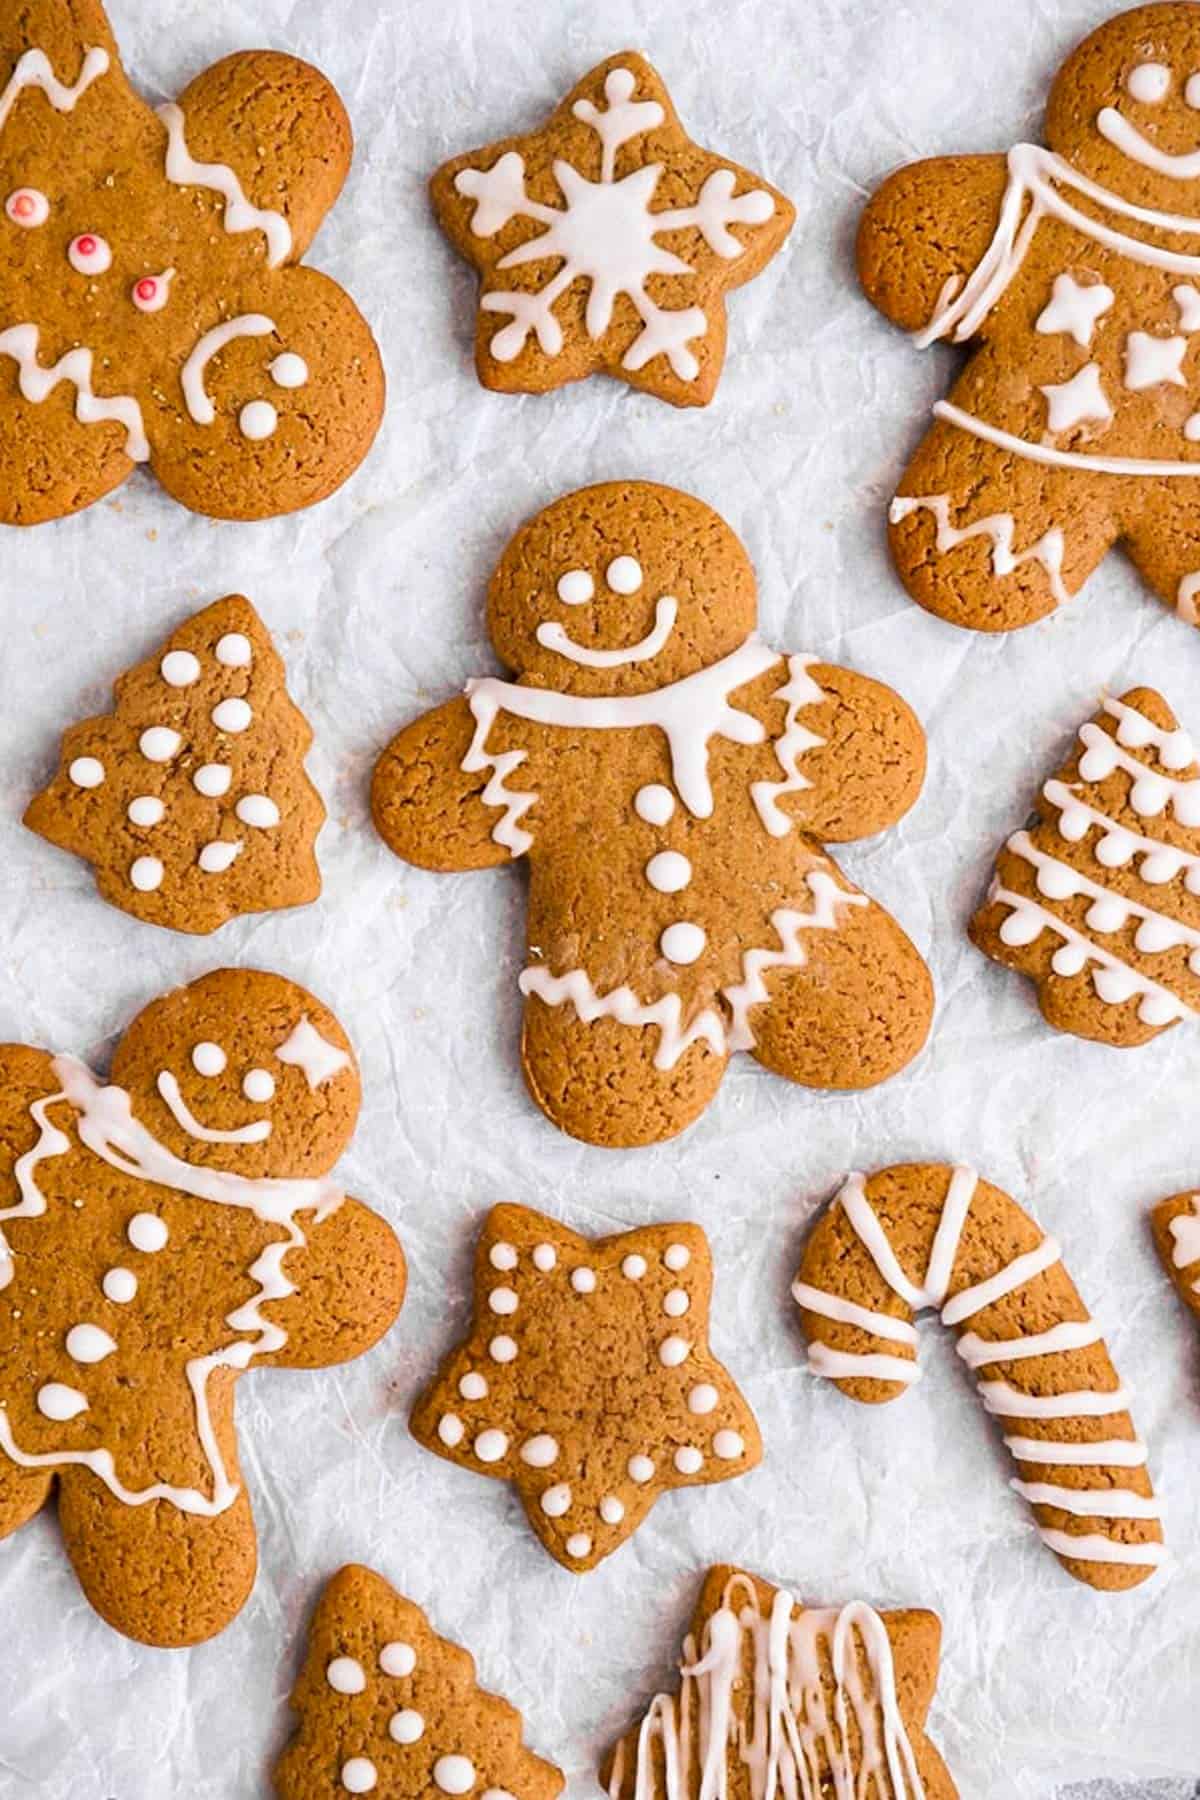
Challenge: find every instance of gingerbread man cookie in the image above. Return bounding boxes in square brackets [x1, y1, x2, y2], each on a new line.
[25, 595, 324, 933]
[0, 0, 383, 525]
[0, 970, 406, 1646]
[861, 2, 1200, 632]
[1152, 1186, 1200, 1332]
[274, 1564, 564, 1800]
[432, 53, 794, 406]
[410, 1206, 761, 1573]
[603, 1564, 958, 1800]
[372, 481, 933, 1149]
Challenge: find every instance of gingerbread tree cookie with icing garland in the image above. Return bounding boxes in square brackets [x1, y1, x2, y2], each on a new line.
[0, 0, 383, 524]
[274, 1564, 564, 1800]
[410, 1205, 761, 1573]
[603, 1564, 959, 1800]
[0, 969, 406, 1647]
[794, 1164, 1163, 1591]
[25, 595, 324, 934]
[860, 2, 1200, 632]
[431, 52, 794, 406]
[372, 480, 933, 1149]
[971, 685, 1200, 1044]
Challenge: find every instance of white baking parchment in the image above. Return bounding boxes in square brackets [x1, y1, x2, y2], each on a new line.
[2, 0, 1200, 1794]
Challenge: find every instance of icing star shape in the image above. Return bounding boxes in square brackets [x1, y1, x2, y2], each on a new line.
[431, 52, 795, 406]
[1124, 329, 1188, 390]
[1040, 361, 1112, 433]
[410, 1205, 762, 1571]
[1035, 273, 1115, 347]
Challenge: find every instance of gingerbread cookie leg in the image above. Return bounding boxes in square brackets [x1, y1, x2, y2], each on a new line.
[0, 1459, 53, 1537]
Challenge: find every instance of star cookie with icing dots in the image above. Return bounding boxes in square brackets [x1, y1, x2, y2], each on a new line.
[431, 52, 795, 406]
[273, 1564, 564, 1800]
[410, 1206, 761, 1572]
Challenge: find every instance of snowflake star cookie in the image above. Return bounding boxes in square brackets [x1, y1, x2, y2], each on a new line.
[603, 1564, 959, 1799]
[0, 0, 383, 525]
[795, 1164, 1163, 1590]
[25, 595, 323, 933]
[861, 2, 1200, 632]
[971, 685, 1200, 1045]
[0, 970, 406, 1646]
[372, 481, 933, 1149]
[410, 1206, 761, 1573]
[432, 53, 794, 406]
[274, 1565, 564, 1800]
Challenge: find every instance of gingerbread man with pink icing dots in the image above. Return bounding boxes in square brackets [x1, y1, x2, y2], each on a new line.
[0, 0, 383, 525]
[862, 1, 1200, 634]
[0, 969, 406, 1647]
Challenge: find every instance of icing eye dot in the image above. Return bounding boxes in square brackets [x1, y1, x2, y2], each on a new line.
[556, 568, 594, 605]
[132, 269, 174, 312]
[1187, 72, 1200, 110]
[68, 755, 104, 789]
[215, 633, 252, 667]
[127, 794, 164, 826]
[606, 555, 643, 594]
[212, 698, 252, 733]
[242, 1068, 276, 1103]
[193, 764, 231, 798]
[192, 1042, 226, 1077]
[6, 187, 49, 227]
[239, 400, 277, 440]
[68, 232, 112, 274]
[269, 351, 308, 388]
[160, 649, 200, 687]
[1128, 62, 1171, 103]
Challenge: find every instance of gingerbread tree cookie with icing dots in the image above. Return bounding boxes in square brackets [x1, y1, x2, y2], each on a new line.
[25, 595, 324, 933]
[431, 53, 794, 406]
[860, 2, 1200, 633]
[372, 481, 933, 1149]
[971, 685, 1200, 1044]
[274, 1564, 564, 1800]
[410, 1206, 761, 1574]
[0, 0, 383, 525]
[0, 969, 406, 1647]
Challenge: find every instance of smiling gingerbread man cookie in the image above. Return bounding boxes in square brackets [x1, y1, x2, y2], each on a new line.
[0, 0, 383, 524]
[372, 481, 933, 1148]
[0, 969, 406, 1647]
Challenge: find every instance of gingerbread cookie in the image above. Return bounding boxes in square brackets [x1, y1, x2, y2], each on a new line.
[410, 1205, 760, 1573]
[0, 970, 406, 1646]
[431, 53, 794, 406]
[372, 481, 933, 1149]
[860, 2, 1200, 632]
[274, 1564, 563, 1800]
[603, 1564, 958, 1800]
[25, 595, 324, 933]
[0, 0, 383, 525]
[1151, 1187, 1200, 1330]
[971, 685, 1200, 1044]
[794, 1164, 1163, 1590]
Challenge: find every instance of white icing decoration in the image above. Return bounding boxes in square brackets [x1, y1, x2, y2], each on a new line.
[662, 1288, 690, 1317]
[139, 727, 180, 763]
[1188, 74, 1200, 110]
[606, 555, 643, 594]
[556, 568, 594, 605]
[129, 856, 164, 893]
[628, 1454, 654, 1482]
[379, 1641, 416, 1677]
[571, 1266, 597, 1293]
[663, 1244, 690, 1271]
[1004, 1435, 1147, 1467]
[750, 657, 825, 834]
[1176, 283, 1200, 332]
[269, 352, 308, 388]
[161, 649, 200, 687]
[1123, 331, 1187, 391]
[181, 315, 275, 425]
[646, 850, 691, 893]
[198, 841, 243, 874]
[488, 1286, 518, 1315]
[540, 1482, 571, 1516]
[127, 795, 164, 826]
[622, 1254, 648, 1279]
[433, 1756, 476, 1795]
[156, 1071, 272, 1145]
[532, 1243, 557, 1271]
[239, 400, 277, 441]
[438, 1413, 465, 1447]
[1040, 362, 1112, 432]
[0, 47, 110, 135]
[131, 270, 174, 313]
[688, 1384, 718, 1414]
[68, 232, 111, 276]
[635, 784, 674, 826]
[194, 764, 232, 798]
[599, 1495, 625, 1524]
[6, 188, 49, 227]
[276, 1016, 350, 1088]
[660, 921, 706, 965]
[340, 1759, 377, 1795]
[1128, 63, 1171, 103]
[127, 1212, 169, 1254]
[474, 1428, 508, 1462]
[1169, 1202, 1200, 1269]
[1179, 572, 1200, 624]
[1099, 101, 1200, 180]
[212, 696, 251, 733]
[158, 104, 291, 265]
[1034, 274, 1114, 346]
[389, 1710, 424, 1744]
[659, 1336, 689, 1367]
[520, 1434, 558, 1467]
[890, 494, 1069, 607]
[65, 1322, 116, 1364]
[934, 398, 1200, 476]
[712, 1429, 744, 1459]
[241, 1069, 275, 1104]
[326, 1657, 366, 1694]
[1035, 1528, 1166, 1568]
[235, 794, 280, 828]
[459, 1372, 488, 1400]
[0, 324, 148, 461]
[537, 594, 677, 668]
[1010, 1479, 1161, 1519]
[566, 1531, 592, 1558]
[674, 1446, 703, 1474]
[69, 756, 104, 789]
[489, 1335, 517, 1362]
[37, 1382, 88, 1422]
[490, 1242, 518, 1270]
[102, 1267, 137, 1304]
[215, 633, 252, 668]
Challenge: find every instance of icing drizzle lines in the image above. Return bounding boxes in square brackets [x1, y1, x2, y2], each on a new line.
[0, 46, 110, 136]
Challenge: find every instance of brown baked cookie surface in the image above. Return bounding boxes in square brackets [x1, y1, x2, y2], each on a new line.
[410, 1205, 760, 1573]
[274, 1564, 564, 1800]
[859, 3, 1200, 632]
[602, 1564, 958, 1799]
[25, 594, 324, 933]
[431, 53, 794, 406]
[970, 685, 1200, 1045]
[794, 1164, 1163, 1592]
[372, 481, 933, 1149]
[0, 970, 406, 1647]
[0, 0, 383, 525]
[1151, 1186, 1200, 1327]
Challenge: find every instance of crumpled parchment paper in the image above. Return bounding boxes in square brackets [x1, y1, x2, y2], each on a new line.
[1, 0, 1199, 1794]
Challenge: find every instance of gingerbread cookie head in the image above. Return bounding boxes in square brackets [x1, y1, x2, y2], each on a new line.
[0, 0, 383, 525]
[109, 969, 358, 1181]
[486, 481, 758, 696]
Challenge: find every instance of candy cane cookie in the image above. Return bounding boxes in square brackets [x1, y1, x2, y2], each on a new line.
[793, 1163, 1163, 1590]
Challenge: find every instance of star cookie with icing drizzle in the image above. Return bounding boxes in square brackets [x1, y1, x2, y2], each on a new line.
[410, 1206, 761, 1572]
[273, 1564, 564, 1800]
[432, 53, 794, 406]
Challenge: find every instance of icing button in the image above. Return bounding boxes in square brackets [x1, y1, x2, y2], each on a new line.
[433, 1756, 476, 1795]
[634, 783, 675, 826]
[660, 921, 706, 965]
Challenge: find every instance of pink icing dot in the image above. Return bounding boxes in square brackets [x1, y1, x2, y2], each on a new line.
[136, 278, 156, 301]
[131, 269, 174, 313]
[6, 188, 48, 228]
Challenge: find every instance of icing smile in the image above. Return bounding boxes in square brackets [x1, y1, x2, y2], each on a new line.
[156, 1069, 272, 1143]
[1097, 105, 1200, 179]
[536, 595, 678, 667]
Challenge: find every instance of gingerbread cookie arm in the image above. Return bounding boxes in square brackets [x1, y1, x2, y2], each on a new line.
[372, 696, 524, 871]
[794, 1163, 1163, 1590]
[858, 154, 1010, 336]
[1152, 1189, 1200, 1326]
[259, 1197, 406, 1369]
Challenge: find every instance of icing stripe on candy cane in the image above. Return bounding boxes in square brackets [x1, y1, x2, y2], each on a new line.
[0, 324, 149, 461]
[0, 46, 109, 135]
[793, 1164, 1163, 1585]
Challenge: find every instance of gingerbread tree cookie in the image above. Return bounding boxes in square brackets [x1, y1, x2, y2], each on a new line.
[0, 0, 383, 525]
[410, 1205, 761, 1573]
[1151, 1187, 1200, 1331]
[274, 1564, 564, 1800]
[971, 685, 1200, 1045]
[25, 595, 324, 934]
[860, 3, 1200, 632]
[603, 1564, 959, 1800]
[794, 1164, 1163, 1591]
[372, 481, 933, 1149]
[432, 53, 794, 407]
[0, 970, 406, 1647]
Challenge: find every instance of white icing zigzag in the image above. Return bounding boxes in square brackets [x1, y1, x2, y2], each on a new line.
[890, 494, 1069, 608]
[158, 102, 292, 267]
[0, 46, 109, 135]
[750, 654, 826, 835]
[0, 324, 149, 461]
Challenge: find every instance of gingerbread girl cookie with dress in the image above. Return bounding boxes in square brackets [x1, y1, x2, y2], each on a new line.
[372, 481, 933, 1148]
[861, 2, 1200, 632]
